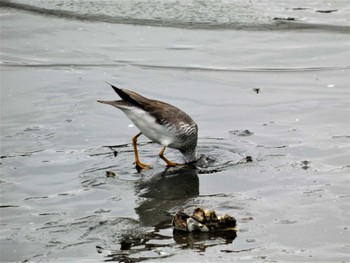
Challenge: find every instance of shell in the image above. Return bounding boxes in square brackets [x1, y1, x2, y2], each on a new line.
[172, 209, 189, 232]
[173, 208, 237, 232]
[186, 218, 209, 232]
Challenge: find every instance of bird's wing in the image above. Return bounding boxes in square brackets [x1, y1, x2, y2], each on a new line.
[145, 100, 195, 127]
[109, 84, 151, 109]
[109, 83, 195, 127]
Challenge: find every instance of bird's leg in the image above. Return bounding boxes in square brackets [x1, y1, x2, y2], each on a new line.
[159, 146, 178, 167]
[132, 132, 151, 170]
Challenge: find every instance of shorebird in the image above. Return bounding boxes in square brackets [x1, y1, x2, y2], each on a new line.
[98, 84, 198, 170]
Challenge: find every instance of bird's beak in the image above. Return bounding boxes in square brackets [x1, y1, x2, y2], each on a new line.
[97, 100, 118, 106]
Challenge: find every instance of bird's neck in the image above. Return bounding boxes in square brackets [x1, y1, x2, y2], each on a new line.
[181, 148, 198, 163]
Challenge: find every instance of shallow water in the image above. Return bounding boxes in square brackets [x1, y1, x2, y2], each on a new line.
[1, 0, 350, 262]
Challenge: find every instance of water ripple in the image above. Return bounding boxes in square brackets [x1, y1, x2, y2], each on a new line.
[2, 61, 348, 73]
[1, 0, 349, 32]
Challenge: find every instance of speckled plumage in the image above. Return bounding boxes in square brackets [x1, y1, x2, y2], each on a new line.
[98, 84, 198, 164]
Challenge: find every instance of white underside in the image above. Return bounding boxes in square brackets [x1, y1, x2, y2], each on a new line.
[120, 107, 174, 146]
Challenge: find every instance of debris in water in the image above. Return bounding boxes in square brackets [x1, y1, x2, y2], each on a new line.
[245, 156, 253, 163]
[301, 160, 310, 170]
[105, 171, 116, 177]
[229, 129, 254, 136]
[172, 207, 237, 232]
[252, 88, 260, 94]
[273, 17, 297, 21]
[316, 9, 337, 14]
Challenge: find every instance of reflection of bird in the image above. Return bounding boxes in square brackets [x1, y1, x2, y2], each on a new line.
[98, 84, 198, 170]
[134, 165, 199, 226]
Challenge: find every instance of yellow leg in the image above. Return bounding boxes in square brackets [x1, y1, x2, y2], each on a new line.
[159, 146, 178, 167]
[132, 132, 150, 170]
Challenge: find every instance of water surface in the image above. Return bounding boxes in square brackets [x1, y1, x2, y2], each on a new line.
[1, 0, 349, 262]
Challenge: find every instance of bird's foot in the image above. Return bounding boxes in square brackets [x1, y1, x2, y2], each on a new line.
[165, 160, 178, 167]
[134, 160, 151, 171]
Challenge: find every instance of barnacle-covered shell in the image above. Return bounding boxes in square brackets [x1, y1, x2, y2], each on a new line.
[173, 208, 237, 232]
[204, 209, 218, 223]
[186, 218, 209, 232]
[217, 214, 237, 230]
[172, 209, 189, 232]
[192, 207, 206, 223]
